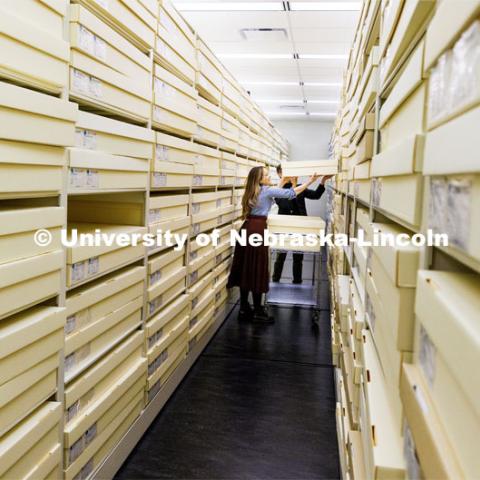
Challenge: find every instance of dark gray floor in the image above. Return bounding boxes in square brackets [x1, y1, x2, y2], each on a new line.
[116, 287, 339, 480]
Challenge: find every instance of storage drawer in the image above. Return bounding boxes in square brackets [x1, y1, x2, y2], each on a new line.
[219, 171, 235, 187]
[0, 306, 64, 389]
[66, 265, 145, 337]
[0, 250, 63, 320]
[68, 148, 148, 192]
[151, 161, 193, 189]
[148, 271, 187, 318]
[63, 379, 144, 480]
[64, 356, 146, 449]
[64, 296, 143, 382]
[157, 2, 196, 76]
[193, 144, 221, 186]
[0, 81, 77, 146]
[188, 251, 215, 287]
[153, 64, 198, 138]
[149, 194, 189, 224]
[0, 2, 69, 94]
[191, 191, 229, 215]
[70, 4, 151, 86]
[64, 331, 144, 428]
[196, 71, 221, 106]
[281, 159, 338, 177]
[221, 151, 237, 176]
[69, 50, 151, 123]
[189, 291, 215, 338]
[75, 110, 154, 160]
[0, 140, 65, 200]
[413, 270, 480, 478]
[156, 37, 195, 86]
[155, 131, 196, 165]
[372, 174, 423, 228]
[147, 317, 188, 388]
[148, 216, 190, 256]
[188, 271, 214, 309]
[0, 402, 62, 479]
[72, 0, 157, 51]
[148, 248, 185, 289]
[147, 345, 186, 403]
[267, 214, 325, 236]
[0, 206, 64, 265]
[146, 294, 190, 351]
[191, 210, 219, 236]
[197, 40, 223, 89]
[350, 178, 371, 204]
[0, 355, 59, 437]
[66, 223, 146, 287]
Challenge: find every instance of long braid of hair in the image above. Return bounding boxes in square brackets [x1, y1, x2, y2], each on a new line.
[241, 166, 264, 219]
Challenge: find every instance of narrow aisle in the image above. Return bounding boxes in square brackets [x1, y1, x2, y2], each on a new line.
[116, 298, 339, 479]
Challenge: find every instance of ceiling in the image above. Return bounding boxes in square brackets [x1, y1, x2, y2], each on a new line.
[171, 0, 360, 120]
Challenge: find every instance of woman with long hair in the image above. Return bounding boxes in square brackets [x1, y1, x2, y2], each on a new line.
[227, 166, 318, 323]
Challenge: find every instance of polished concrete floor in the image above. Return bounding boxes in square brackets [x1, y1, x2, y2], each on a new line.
[116, 288, 338, 479]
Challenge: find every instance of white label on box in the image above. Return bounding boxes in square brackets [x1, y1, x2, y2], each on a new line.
[403, 422, 421, 480]
[89, 77, 103, 98]
[66, 400, 80, 424]
[447, 178, 471, 250]
[94, 36, 107, 61]
[86, 169, 99, 188]
[153, 172, 168, 187]
[190, 271, 198, 284]
[156, 145, 169, 162]
[87, 257, 99, 276]
[429, 177, 448, 235]
[216, 199, 222, 208]
[149, 270, 162, 285]
[193, 175, 203, 186]
[419, 325, 436, 389]
[217, 215, 223, 225]
[65, 315, 77, 336]
[193, 223, 200, 235]
[190, 250, 198, 261]
[69, 437, 84, 464]
[79, 26, 95, 55]
[220, 176, 226, 185]
[70, 168, 87, 188]
[73, 69, 90, 94]
[85, 423, 97, 446]
[71, 262, 86, 283]
[149, 208, 161, 224]
[365, 291, 376, 331]
[154, 107, 163, 123]
[371, 178, 382, 207]
[84, 130, 97, 149]
[192, 203, 200, 214]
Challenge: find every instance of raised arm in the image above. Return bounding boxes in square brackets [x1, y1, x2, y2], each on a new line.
[292, 174, 319, 196]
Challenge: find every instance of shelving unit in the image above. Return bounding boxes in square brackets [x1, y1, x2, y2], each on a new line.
[329, 1, 480, 478]
[0, 1, 288, 479]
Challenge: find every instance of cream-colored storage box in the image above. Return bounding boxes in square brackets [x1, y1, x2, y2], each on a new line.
[191, 191, 231, 215]
[147, 259, 187, 318]
[281, 160, 338, 177]
[220, 112, 240, 152]
[69, 4, 152, 123]
[268, 214, 325, 236]
[0, 402, 62, 480]
[155, 132, 197, 166]
[66, 223, 146, 287]
[64, 331, 144, 430]
[0, 1, 69, 94]
[195, 97, 222, 147]
[0, 250, 63, 321]
[193, 144, 221, 187]
[147, 246, 185, 293]
[72, 0, 157, 51]
[148, 216, 190, 256]
[413, 270, 480, 478]
[156, 0, 196, 84]
[63, 377, 144, 480]
[153, 64, 198, 138]
[196, 39, 222, 105]
[149, 194, 189, 225]
[151, 161, 193, 189]
[70, 4, 152, 85]
[0, 82, 77, 199]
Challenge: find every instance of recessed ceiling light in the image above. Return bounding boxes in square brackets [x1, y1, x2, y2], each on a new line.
[174, 2, 284, 11]
[310, 112, 337, 116]
[256, 99, 304, 103]
[298, 54, 348, 60]
[289, 2, 361, 11]
[304, 82, 342, 87]
[307, 100, 339, 104]
[217, 53, 293, 59]
[240, 81, 299, 86]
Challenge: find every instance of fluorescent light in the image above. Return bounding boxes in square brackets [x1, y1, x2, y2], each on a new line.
[307, 99, 339, 104]
[310, 112, 337, 116]
[304, 82, 342, 87]
[299, 54, 348, 60]
[266, 112, 306, 116]
[290, 2, 361, 11]
[217, 53, 293, 59]
[256, 99, 304, 103]
[175, 2, 284, 11]
[240, 81, 299, 86]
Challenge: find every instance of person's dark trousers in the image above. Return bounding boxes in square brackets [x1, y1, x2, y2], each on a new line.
[272, 252, 304, 283]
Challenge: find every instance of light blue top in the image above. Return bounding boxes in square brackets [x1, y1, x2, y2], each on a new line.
[250, 186, 297, 216]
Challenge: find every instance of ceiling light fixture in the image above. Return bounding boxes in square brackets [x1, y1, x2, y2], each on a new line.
[309, 112, 337, 116]
[174, 2, 284, 11]
[266, 112, 306, 116]
[240, 81, 299, 86]
[298, 54, 348, 60]
[307, 99, 339, 104]
[255, 99, 304, 103]
[289, 2, 361, 11]
[217, 53, 293, 59]
[303, 82, 342, 87]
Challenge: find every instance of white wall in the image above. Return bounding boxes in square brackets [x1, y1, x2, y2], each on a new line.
[273, 119, 334, 161]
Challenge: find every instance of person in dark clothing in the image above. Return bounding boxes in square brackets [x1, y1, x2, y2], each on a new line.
[272, 165, 331, 284]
